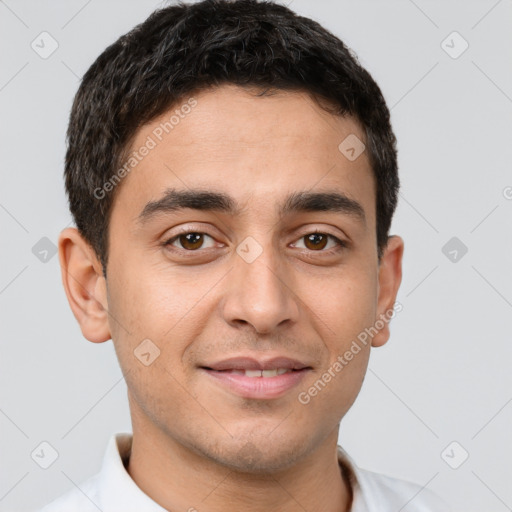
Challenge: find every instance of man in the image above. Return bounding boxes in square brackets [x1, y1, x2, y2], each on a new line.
[40, 0, 450, 510]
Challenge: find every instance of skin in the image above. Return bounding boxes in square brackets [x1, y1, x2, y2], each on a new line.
[58, 84, 403, 512]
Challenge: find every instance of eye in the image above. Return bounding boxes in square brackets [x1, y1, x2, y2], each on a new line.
[163, 230, 347, 254]
[291, 231, 347, 252]
[165, 232, 217, 251]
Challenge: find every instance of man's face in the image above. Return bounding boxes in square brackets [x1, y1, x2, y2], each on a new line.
[101, 85, 397, 471]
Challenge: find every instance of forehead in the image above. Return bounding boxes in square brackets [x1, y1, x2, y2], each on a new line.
[110, 85, 375, 227]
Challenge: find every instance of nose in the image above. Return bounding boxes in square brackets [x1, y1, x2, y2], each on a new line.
[221, 239, 300, 334]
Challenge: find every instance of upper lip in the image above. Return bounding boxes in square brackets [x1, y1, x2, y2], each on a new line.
[201, 356, 312, 371]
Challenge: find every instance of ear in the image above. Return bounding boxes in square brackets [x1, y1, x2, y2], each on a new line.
[371, 235, 404, 348]
[58, 227, 111, 343]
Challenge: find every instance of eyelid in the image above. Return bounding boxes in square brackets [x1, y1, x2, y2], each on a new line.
[292, 224, 349, 241]
[164, 229, 222, 250]
[164, 223, 223, 241]
[290, 231, 347, 251]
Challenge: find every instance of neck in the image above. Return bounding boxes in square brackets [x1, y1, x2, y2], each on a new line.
[126, 419, 352, 512]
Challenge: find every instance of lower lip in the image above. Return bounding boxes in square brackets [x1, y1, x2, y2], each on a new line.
[202, 369, 309, 399]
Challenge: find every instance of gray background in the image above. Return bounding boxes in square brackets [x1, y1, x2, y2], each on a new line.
[1, 0, 511, 510]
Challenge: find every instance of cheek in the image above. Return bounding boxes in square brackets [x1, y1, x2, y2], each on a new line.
[106, 263, 206, 423]
[106, 258, 218, 363]
[290, 268, 376, 408]
[309, 268, 378, 343]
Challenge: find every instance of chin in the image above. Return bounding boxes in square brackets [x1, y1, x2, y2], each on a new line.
[200, 430, 312, 474]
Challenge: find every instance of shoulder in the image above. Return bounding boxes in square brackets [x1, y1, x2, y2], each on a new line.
[36, 473, 101, 512]
[353, 467, 452, 512]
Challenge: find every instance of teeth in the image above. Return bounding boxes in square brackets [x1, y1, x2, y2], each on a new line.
[225, 368, 293, 377]
[245, 370, 263, 378]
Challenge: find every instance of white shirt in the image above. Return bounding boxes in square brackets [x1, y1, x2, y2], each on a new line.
[37, 432, 451, 512]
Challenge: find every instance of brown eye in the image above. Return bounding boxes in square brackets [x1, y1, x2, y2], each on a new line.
[292, 232, 346, 253]
[166, 232, 216, 251]
[179, 233, 203, 250]
[304, 233, 328, 250]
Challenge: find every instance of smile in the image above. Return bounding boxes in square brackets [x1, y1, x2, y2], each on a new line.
[217, 368, 293, 377]
[200, 356, 312, 399]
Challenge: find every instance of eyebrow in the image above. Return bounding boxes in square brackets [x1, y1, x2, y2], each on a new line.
[137, 188, 366, 225]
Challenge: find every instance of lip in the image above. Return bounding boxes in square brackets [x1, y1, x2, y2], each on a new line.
[200, 356, 312, 400]
[203, 356, 311, 371]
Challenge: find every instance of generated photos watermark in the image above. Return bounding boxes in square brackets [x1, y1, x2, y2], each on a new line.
[298, 301, 403, 405]
[93, 97, 198, 200]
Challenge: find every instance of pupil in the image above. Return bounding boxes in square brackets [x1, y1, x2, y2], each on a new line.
[307, 233, 327, 250]
[182, 233, 203, 249]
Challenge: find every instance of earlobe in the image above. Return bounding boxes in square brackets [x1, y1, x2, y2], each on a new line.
[371, 235, 404, 348]
[58, 227, 111, 343]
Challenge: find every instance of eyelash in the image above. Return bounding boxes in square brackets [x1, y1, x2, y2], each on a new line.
[163, 230, 348, 255]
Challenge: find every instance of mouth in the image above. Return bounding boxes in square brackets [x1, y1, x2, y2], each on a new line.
[209, 368, 297, 377]
[200, 356, 312, 399]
